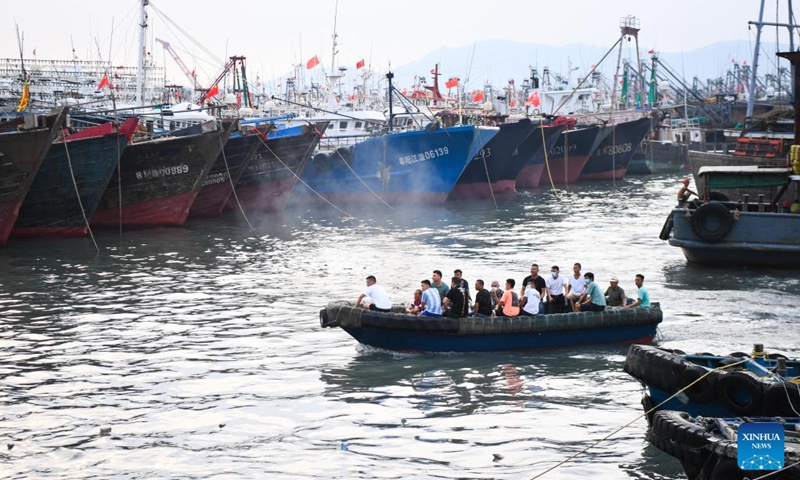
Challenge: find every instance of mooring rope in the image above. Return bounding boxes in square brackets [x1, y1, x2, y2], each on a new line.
[480, 148, 497, 210]
[252, 132, 356, 219]
[541, 123, 563, 201]
[216, 132, 254, 230]
[62, 133, 100, 253]
[529, 357, 751, 479]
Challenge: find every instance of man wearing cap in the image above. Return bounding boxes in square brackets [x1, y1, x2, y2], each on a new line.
[604, 276, 628, 308]
[677, 177, 697, 206]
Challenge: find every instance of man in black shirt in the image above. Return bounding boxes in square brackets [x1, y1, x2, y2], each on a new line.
[443, 276, 468, 318]
[472, 279, 493, 317]
[454, 268, 471, 305]
[521, 263, 547, 298]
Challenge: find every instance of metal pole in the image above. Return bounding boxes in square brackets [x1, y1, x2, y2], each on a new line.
[746, 0, 766, 118]
[136, 0, 149, 107]
[386, 72, 394, 132]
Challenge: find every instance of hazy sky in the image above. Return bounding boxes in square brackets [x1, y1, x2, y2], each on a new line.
[2, 0, 793, 85]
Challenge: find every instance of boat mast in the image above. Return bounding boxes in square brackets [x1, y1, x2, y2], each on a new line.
[136, 0, 149, 107]
[747, 0, 798, 117]
[331, 0, 338, 75]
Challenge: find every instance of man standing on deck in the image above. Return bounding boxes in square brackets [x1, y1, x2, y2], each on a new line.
[624, 274, 650, 309]
[566, 262, 586, 311]
[454, 269, 471, 306]
[431, 270, 450, 300]
[355, 275, 392, 312]
[419, 279, 442, 317]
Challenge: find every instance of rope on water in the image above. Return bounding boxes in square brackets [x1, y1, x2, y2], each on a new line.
[480, 148, 497, 210]
[612, 123, 617, 189]
[62, 133, 100, 253]
[216, 132, 254, 230]
[540, 123, 562, 201]
[252, 131, 356, 219]
[529, 357, 750, 480]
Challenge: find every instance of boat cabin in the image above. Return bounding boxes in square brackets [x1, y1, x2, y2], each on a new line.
[697, 165, 798, 210]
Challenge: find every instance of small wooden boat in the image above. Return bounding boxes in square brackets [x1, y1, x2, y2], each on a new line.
[319, 301, 662, 353]
[647, 410, 800, 480]
[624, 344, 800, 421]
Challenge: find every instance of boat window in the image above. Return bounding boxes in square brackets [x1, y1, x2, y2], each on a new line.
[339, 121, 348, 130]
[327, 123, 334, 130]
[355, 121, 363, 129]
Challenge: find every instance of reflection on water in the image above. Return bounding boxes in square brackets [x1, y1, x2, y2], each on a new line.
[1, 174, 799, 479]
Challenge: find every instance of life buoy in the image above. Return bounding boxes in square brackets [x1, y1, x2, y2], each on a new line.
[690, 203, 734, 242]
[659, 211, 674, 241]
[679, 365, 717, 404]
[715, 371, 764, 415]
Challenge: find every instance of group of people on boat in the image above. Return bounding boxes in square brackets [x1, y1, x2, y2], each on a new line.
[354, 264, 651, 318]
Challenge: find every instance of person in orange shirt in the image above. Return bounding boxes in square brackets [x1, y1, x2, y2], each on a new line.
[493, 278, 520, 317]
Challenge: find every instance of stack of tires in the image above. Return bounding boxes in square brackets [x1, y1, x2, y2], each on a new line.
[624, 345, 800, 418]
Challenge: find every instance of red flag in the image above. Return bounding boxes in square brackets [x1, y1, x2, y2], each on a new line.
[472, 91, 484, 103]
[526, 90, 540, 108]
[648, 48, 654, 54]
[306, 55, 320, 69]
[356, 58, 365, 70]
[207, 83, 220, 98]
[510, 98, 516, 108]
[445, 77, 458, 89]
[98, 74, 110, 89]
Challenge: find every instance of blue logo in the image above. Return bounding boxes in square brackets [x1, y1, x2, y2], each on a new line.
[738, 422, 784, 471]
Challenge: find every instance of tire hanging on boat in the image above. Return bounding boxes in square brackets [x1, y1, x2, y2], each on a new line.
[646, 410, 715, 467]
[715, 371, 764, 416]
[679, 365, 717, 404]
[658, 210, 674, 241]
[690, 203, 734, 242]
[763, 381, 800, 417]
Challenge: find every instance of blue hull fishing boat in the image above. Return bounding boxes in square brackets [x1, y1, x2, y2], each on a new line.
[647, 411, 800, 480]
[624, 344, 800, 421]
[662, 166, 800, 267]
[297, 125, 498, 204]
[320, 301, 662, 353]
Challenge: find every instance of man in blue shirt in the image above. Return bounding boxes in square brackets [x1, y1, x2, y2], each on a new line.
[625, 274, 650, 309]
[573, 272, 606, 312]
[419, 279, 442, 317]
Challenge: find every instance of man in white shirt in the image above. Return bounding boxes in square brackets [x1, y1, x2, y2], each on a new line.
[544, 265, 568, 313]
[355, 275, 392, 312]
[566, 262, 586, 311]
[520, 279, 540, 316]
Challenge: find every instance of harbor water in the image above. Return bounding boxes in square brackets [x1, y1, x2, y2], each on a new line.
[2, 174, 799, 479]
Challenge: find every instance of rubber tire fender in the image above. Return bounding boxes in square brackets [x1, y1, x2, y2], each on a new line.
[709, 458, 746, 480]
[659, 210, 675, 241]
[646, 410, 714, 467]
[690, 202, 734, 243]
[679, 365, 718, 404]
[320, 309, 329, 328]
[763, 381, 800, 417]
[715, 371, 764, 416]
[623, 345, 687, 393]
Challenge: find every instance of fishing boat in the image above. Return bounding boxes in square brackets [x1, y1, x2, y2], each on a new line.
[448, 118, 542, 198]
[297, 124, 498, 204]
[647, 411, 800, 480]
[0, 109, 67, 246]
[624, 344, 800, 422]
[12, 117, 139, 237]
[509, 123, 565, 187]
[188, 120, 265, 218]
[91, 119, 234, 227]
[661, 165, 800, 267]
[579, 116, 655, 181]
[229, 121, 326, 212]
[521, 122, 607, 187]
[319, 301, 662, 353]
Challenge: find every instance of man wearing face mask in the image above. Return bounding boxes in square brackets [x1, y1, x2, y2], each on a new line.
[573, 272, 606, 312]
[544, 265, 568, 313]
